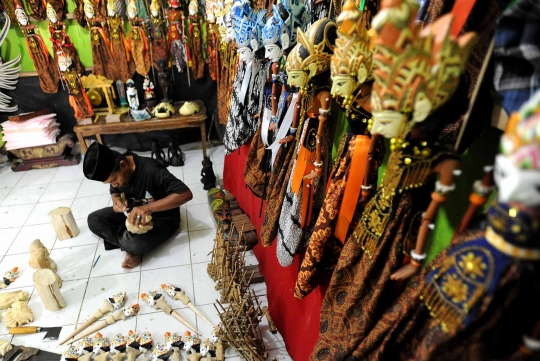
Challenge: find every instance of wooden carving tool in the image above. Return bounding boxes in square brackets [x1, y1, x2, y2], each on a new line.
[66, 304, 140, 345]
[59, 293, 126, 345]
[141, 292, 201, 335]
[161, 284, 215, 327]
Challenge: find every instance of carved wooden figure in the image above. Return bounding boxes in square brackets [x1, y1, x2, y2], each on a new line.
[111, 333, 127, 361]
[126, 331, 141, 361]
[141, 292, 201, 335]
[33, 268, 66, 311]
[0, 267, 19, 289]
[29, 239, 62, 288]
[4, 301, 34, 327]
[161, 284, 214, 327]
[165, 332, 184, 361]
[59, 292, 127, 345]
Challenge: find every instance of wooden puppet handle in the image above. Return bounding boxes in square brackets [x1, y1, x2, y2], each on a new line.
[456, 166, 494, 235]
[360, 134, 381, 204]
[171, 310, 201, 335]
[94, 299, 114, 318]
[9, 326, 38, 335]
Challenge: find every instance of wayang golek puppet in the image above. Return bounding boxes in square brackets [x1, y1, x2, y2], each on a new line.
[143, 75, 156, 107]
[205, 0, 220, 82]
[14, 1, 59, 93]
[187, 0, 206, 80]
[311, 0, 477, 359]
[351, 91, 540, 361]
[127, 0, 150, 77]
[57, 52, 94, 121]
[149, 0, 168, 70]
[276, 18, 338, 268]
[106, 0, 134, 82]
[47, 2, 84, 78]
[295, 0, 384, 299]
[84, 0, 117, 80]
[167, 0, 189, 74]
[161, 284, 214, 327]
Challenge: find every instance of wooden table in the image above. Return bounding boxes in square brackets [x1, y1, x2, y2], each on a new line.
[74, 100, 208, 157]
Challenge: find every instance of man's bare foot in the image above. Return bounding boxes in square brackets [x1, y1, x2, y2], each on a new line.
[122, 253, 142, 269]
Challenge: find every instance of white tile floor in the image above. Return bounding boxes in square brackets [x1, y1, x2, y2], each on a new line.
[0, 141, 292, 360]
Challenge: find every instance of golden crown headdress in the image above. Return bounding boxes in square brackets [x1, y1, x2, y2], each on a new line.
[331, 0, 376, 83]
[107, 0, 117, 14]
[285, 18, 336, 76]
[150, 0, 160, 14]
[370, 0, 477, 131]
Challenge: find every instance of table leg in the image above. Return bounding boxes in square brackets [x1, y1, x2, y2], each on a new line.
[96, 134, 104, 145]
[201, 123, 207, 158]
[75, 131, 88, 154]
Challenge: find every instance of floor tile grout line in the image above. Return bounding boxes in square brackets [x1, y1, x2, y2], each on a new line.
[74, 243, 99, 326]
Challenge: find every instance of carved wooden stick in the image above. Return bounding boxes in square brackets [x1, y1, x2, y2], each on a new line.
[59, 298, 117, 345]
[154, 296, 201, 335]
[161, 284, 214, 327]
[67, 306, 139, 344]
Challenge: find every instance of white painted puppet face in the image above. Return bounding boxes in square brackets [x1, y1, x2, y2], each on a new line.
[331, 75, 355, 98]
[265, 44, 282, 62]
[238, 47, 254, 62]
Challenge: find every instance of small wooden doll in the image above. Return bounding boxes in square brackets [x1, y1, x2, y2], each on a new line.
[276, 18, 337, 267]
[14, 1, 59, 93]
[311, 0, 477, 358]
[127, 0, 150, 77]
[106, 0, 134, 82]
[186, 0, 205, 79]
[84, 0, 117, 80]
[58, 52, 94, 121]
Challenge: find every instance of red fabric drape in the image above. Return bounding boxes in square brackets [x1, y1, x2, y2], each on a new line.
[223, 143, 331, 361]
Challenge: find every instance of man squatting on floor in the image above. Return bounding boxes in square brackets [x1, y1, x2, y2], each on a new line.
[83, 142, 193, 269]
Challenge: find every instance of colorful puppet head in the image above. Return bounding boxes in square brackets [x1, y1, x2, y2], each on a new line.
[123, 303, 140, 317]
[164, 332, 184, 349]
[127, 0, 138, 20]
[77, 337, 94, 355]
[83, 0, 95, 19]
[150, 0, 161, 18]
[369, 0, 477, 139]
[140, 291, 161, 307]
[152, 343, 169, 361]
[62, 346, 79, 361]
[107, 0, 117, 16]
[495, 91, 540, 206]
[160, 284, 180, 298]
[3, 267, 18, 286]
[188, 0, 198, 16]
[206, 0, 217, 23]
[46, 3, 58, 23]
[126, 330, 140, 347]
[200, 339, 211, 356]
[111, 333, 127, 353]
[183, 331, 194, 351]
[210, 326, 220, 343]
[93, 333, 111, 354]
[330, 0, 376, 101]
[262, 4, 289, 62]
[139, 331, 153, 352]
[108, 291, 127, 309]
[249, 10, 268, 53]
[285, 18, 337, 89]
[57, 52, 72, 72]
[14, 1, 28, 26]
[168, 0, 180, 9]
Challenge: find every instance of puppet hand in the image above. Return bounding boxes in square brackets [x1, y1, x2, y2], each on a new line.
[303, 168, 322, 181]
[279, 135, 294, 144]
[128, 205, 153, 228]
[390, 264, 419, 281]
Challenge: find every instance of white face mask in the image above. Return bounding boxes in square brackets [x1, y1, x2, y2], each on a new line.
[494, 154, 540, 206]
[331, 75, 355, 98]
[370, 110, 408, 138]
[265, 44, 282, 62]
[238, 47, 254, 62]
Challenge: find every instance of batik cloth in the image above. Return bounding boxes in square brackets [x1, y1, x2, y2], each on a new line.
[494, 0, 540, 114]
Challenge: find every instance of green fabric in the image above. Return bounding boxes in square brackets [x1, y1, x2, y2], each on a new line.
[331, 108, 349, 163]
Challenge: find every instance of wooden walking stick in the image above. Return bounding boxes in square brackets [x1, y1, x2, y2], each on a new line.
[59, 292, 127, 345]
[141, 291, 201, 335]
[161, 284, 215, 327]
[66, 304, 140, 345]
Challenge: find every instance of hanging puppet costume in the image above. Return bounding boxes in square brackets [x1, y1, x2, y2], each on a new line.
[205, 0, 220, 82]
[223, 1, 264, 154]
[14, 1, 59, 94]
[149, 0, 168, 70]
[311, 1, 477, 358]
[84, 0, 118, 80]
[187, 0, 206, 80]
[258, 0, 311, 247]
[127, 0, 150, 77]
[106, 0, 134, 82]
[295, 0, 385, 299]
[216, 1, 238, 125]
[58, 52, 94, 121]
[276, 18, 337, 267]
[352, 93, 540, 361]
[47, 2, 84, 77]
[167, 0, 188, 73]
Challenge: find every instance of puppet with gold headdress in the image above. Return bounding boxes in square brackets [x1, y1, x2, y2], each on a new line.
[186, 0, 206, 79]
[311, 0, 477, 358]
[275, 18, 337, 268]
[14, 1, 59, 93]
[84, 0, 118, 80]
[148, 0, 168, 70]
[205, 0, 220, 82]
[294, 0, 385, 300]
[106, 0, 135, 82]
[47, 2, 84, 80]
[57, 52, 94, 121]
[346, 91, 540, 361]
[127, 0, 150, 77]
